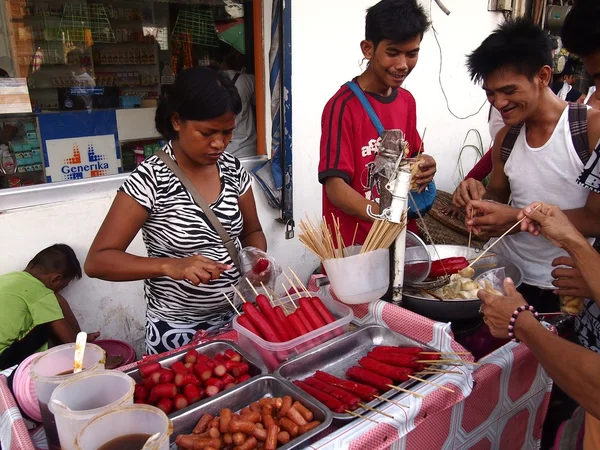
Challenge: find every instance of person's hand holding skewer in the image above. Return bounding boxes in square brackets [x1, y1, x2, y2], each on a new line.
[517, 202, 583, 249]
[465, 200, 520, 236]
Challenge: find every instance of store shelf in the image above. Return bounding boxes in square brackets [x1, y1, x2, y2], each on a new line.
[95, 63, 157, 67]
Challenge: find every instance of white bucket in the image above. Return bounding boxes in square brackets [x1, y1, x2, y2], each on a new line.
[75, 404, 172, 450]
[323, 247, 390, 304]
[49, 370, 135, 450]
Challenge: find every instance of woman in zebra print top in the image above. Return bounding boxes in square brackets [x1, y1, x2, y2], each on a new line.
[85, 67, 267, 354]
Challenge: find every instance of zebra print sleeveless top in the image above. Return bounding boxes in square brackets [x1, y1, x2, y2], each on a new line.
[119, 143, 252, 324]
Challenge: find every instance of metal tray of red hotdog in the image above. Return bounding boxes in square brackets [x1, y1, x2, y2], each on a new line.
[168, 374, 333, 449]
[275, 324, 439, 420]
[124, 341, 268, 418]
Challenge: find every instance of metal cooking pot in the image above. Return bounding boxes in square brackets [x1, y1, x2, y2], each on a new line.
[402, 245, 523, 322]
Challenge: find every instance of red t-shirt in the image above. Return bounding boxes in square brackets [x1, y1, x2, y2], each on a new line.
[318, 82, 422, 247]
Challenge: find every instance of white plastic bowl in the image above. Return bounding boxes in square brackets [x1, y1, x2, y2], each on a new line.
[323, 248, 390, 304]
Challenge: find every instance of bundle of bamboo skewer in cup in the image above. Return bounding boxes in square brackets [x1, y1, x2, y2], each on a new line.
[299, 215, 406, 304]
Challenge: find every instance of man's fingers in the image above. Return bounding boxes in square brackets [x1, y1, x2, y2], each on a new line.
[503, 277, 518, 296]
[552, 256, 575, 267]
[551, 267, 579, 279]
[477, 289, 493, 303]
[554, 288, 586, 297]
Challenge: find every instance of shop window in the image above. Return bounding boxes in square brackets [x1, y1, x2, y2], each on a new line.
[0, 0, 266, 191]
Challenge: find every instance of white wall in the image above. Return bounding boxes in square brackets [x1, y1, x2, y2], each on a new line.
[0, 0, 502, 357]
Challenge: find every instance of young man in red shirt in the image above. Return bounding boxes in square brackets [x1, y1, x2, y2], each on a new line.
[318, 0, 436, 247]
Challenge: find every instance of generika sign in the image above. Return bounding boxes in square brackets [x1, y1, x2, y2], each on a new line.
[45, 134, 121, 182]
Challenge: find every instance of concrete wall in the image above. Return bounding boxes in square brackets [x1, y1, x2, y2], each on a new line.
[0, 0, 502, 357]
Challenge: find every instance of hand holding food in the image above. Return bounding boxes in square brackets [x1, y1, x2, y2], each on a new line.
[477, 277, 529, 339]
[164, 255, 231, 285]
[174, 397, 322, 450]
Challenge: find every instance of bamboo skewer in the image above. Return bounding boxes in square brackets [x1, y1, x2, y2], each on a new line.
[260, 282, 274, 302]
[467, 204, 541, 269]
[352, 223, 359, 246]
[232, 286, 247, 303]
[289, 268, 312, 298]
[245, 278, 260, 297]
[284, 272, 303, 299]
[419, 352, 472, 355]
[223, 293, 240, 316]
[415, 359, 481, 366]
[374, 395, 410, 409]
[407, 376, 455, 393]
[386, 385, 425, 398]
[358, 403, 394, 419]
[418, 368, 462, 375]
[416, 127, 427, 158]
[283, 283, 296, 304]
[345, 410, 378, 424]
[467, 206, 473, 251]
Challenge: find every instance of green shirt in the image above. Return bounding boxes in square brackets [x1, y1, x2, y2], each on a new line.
[0, 272, 64, 355]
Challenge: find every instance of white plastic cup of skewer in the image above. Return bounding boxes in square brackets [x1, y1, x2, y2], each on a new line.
[323, 246, 390, 304]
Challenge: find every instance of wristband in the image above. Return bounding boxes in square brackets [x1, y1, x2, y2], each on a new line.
[508, 305, 540, 342]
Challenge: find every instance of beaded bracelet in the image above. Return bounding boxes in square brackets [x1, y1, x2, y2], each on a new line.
[508, 305, 540, 342]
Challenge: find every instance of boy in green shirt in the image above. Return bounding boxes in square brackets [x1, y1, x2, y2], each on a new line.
[0, 244, 99, 369]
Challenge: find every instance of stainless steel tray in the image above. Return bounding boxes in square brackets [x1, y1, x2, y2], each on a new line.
[169, 374, 333, 449]
[124, 341, 267, 416]
[275, 324, 435, 420]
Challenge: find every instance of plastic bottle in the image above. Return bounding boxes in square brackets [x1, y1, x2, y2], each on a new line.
[0, 145, 16, 174]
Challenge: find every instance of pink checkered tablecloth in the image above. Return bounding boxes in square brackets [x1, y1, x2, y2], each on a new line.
[0, 279, 552, 450]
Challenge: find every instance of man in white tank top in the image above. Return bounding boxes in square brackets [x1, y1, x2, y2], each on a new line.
[453, 19, 600, 313]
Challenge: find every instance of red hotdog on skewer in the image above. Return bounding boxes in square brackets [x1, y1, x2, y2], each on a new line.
[275, 306, 297, 339]
[242, 302, 281, 343]
[313, 371, 378, 402]
[299, 297, 326, 329]
[346, 366, 393, 392]
[303, 377, 360, 409]
[367, 351, 426, 371]
[372, 345, 441, 361]
[293, 380, 348, 413]
[256, 295, 288, 341]
[288, 312, 309, 337]
[237, 314, 263, 339]
[296, 309, 314, 332]
[358, 357, 412, 382]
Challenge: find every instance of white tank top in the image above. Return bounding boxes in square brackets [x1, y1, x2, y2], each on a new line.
[492, 105, 592, 288]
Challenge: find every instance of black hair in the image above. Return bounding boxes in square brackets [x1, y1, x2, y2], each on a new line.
[562, 0, 600, 57]
[365, 0, 430, 48]
[26, 244, 82, 281]
[155, 66, 242, 140]
[467, 18, 553, 84]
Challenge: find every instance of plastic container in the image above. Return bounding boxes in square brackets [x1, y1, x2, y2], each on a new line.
[49, 370, 135, 450]
[12, 352, 43, 422]
[323, 247, 390, 304]
[233, 289, 353, 371]
[30, 343, 105, 450]
[75, 404, 172, 450]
